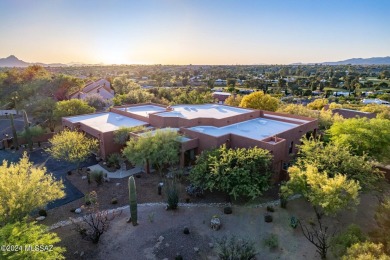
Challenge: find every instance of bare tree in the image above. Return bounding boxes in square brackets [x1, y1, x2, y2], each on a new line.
[71, 193, 121, 244]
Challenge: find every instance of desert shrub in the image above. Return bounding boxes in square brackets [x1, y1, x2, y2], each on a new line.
[290, 216, 298, 229]
[84, 93, 109, 110]
[224, 206, 232, 214]
[107, 153, 121, 168]
[84, 191, 98, 205]
[280, 197, 287, 208]
[331, 224, 367, 258]
[166, 181, 179, 210]
[190, 145, 272, 200]
[342, 242, 389, 260]
[370, 197, 390, 254]
[91, 170, 104, 185]
[263, 234, 279, 249]
[264, 214, 273, 223]
[215, 235, 256, 260]
[185, 184, 204, 197]
[38, 209, 47, 217]
[266, 205, 274, 212]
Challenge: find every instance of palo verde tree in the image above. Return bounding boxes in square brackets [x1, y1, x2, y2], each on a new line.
[239, 91, 279, 111]
[48, 129, 98, 172]
[328, 118, 390, 163]
[281, 164, 360, 259]
[123, 129, 180, 176]
[0, 220, 66, 259]
[342, 242, 389, 260]
[189, 145, 272, 200]
[296, 138, 383, 191]
[0, 153, 65, 224]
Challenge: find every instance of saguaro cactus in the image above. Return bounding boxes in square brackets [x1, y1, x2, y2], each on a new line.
[128, 176, 138, 226]
[10, 114, 19, 150]
[22, 110, 33, 151]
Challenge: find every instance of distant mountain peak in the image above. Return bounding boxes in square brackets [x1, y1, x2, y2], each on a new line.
[291, 56, 390, 65]
[0, 55, 68, 67]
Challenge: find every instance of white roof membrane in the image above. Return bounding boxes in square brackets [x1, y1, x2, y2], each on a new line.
[116, 105, 166, 118]
[189, 118, 299, 140]
[65, 112, 147, 132]
[157, 104, 252, 119]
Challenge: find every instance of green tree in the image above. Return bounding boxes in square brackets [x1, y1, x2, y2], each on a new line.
[224, 94, 243, 107]
[112, 77, 141, 95]
[123, 129, 180, 176]
[25, 96, 57, 131]
[281, 164, 360, 259]
[172, 89, 215, 104]
[330, 224, 367, 258]
[48, 130, 98, 172]
[307, 98, 329, 110]
[53, 99, 95, 120]
[277, 104, 344, 130]
[0, 153, 65, 224]
[113, 126, 145, 145]
[328, 118, 390, 163]
[0, 220, 65, 259]
[370, 197, 390, 254]
[113, 89, 154, 105]
[342, 242, 389, 260]
[239, 91, 279, 111]
[296, 138, 383, 191]
[189, 145, 272, 200]
[84, 93, 109, 110]
[360, 104, 390, 120]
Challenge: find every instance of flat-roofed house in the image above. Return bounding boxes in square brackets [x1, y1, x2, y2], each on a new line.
[63, 103, 318, 180]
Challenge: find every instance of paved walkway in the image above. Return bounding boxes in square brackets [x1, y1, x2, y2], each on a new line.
[88, 164, 145, 179]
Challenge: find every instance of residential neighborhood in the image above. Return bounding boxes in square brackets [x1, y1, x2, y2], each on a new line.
[1, 1, 390, 259]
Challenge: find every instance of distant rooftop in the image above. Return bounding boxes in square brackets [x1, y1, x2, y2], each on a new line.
[189, 118, 299, 140]
[212, 91, 232, 96]
[263, 113, 312, 123]
[65, 112, 147, 132]
[116, 105, 166, 118]
[157, 104, 252, 119]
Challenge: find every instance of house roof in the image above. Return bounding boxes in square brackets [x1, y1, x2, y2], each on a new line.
[189, 118, 299, 140]
[65, 112, 147, 133]
[156, 104, 252, 119]
[116, 105, 166, 118]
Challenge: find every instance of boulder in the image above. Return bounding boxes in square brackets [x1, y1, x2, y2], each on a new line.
[210, 217, 221, 231]
[36, 216, 46, 221]
[75, 208, 82, 214]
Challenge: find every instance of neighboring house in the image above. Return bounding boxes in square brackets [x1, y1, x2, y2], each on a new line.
[212, 91, 232, 104]
[63, 103, 318, 180]
[332, 108, 376, 119]
[69, 78, 114, 101]
[362, 98, 390, 105]
[214, 79, 227, 86]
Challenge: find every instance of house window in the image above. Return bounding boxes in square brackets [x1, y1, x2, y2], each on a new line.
[289, 141, 294, 154]
[282, 162, 289, 170]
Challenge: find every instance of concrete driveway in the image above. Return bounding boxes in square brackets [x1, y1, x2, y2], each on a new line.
[0, 149, 97, 209]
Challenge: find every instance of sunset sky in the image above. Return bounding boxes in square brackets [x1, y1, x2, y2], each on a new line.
[0, 0, 389, 65]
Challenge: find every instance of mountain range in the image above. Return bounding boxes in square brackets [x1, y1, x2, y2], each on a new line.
[1, 55, 390, 67]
